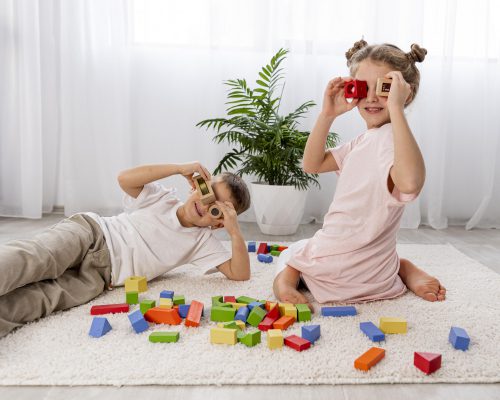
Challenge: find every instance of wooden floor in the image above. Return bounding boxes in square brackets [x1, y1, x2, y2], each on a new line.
[1, 213, 499, 399]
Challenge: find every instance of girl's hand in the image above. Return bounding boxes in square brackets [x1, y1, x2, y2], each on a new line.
[385, 71, 412, 112]
[214, 201, 240, 236]
[177, 162, 211, 189]
[321, 77, 359, 119]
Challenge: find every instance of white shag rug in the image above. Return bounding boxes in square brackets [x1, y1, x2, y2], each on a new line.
[0, 243, 499, 386]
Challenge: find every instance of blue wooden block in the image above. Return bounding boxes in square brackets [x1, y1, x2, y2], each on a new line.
[321, 306, 357, 317]
[301, 325, 321, 344]
[160, 290, 174, 299]
[235, 306, 250, 323]
[257, 253, 273, 263]
[178, 304, 190, 319]
[248, 241, 256, 252]
[248, 301, 265, 311]
[449, 326, 470, 350]
[89, 317, 112, 338]
[360, 321, 385, 342]
[128, 309, 149, 333]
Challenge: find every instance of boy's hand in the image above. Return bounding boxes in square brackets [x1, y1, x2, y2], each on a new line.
[385, 71, 412, 112]
[215, 201, 240, 236]
[177, 162, 211, 189]
[321, 77, 359, 119]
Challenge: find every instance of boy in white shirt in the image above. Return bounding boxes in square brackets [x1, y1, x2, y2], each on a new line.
[0, 162, 251, 338]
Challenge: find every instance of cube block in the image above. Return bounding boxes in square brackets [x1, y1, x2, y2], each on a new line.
[449, 326, 470, 351]
[302, 325, 321, 344]
[128, 309, 149, 333]
[140, 300, 156, 314]
[267, 329, 283, 349]
[247, 241, 256, 252]
[247, 306, 267, 327]
[295, 304, 311, 322]
[124, 276, 147, 293]
[160, 290, 174, 299]
[126, 291, 139, 305]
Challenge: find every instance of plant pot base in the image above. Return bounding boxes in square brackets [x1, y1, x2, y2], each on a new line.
[256, 222, 300, 236]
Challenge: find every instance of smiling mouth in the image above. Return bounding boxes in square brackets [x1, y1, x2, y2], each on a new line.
[194, 202, 203, 217]
[365, 107, 384, 114]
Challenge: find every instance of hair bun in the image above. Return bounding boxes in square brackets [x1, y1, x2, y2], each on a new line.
[407, 43, 427, 63]
[345, 39, 368, 64]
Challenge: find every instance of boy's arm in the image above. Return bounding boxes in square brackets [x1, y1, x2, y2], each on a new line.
[117, 162, 211, 198]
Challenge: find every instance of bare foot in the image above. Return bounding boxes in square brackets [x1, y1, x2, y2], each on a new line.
[273, 265, 313, 311]
[399, 258, 446, 302]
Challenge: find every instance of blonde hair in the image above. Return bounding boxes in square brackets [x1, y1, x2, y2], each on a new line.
[345, 39, 427, 106]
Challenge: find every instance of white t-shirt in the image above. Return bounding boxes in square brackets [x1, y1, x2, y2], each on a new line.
[87, 183, 231, 286]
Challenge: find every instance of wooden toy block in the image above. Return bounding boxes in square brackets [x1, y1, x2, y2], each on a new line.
[228, 302, 247, 310]
[178, 304, 190, 318]
[128, 309, 149, 333]
[270, 244, 279, 251]
[376, 78, 392, 97]
[217, 321, 239, 330]
[257, 254, 273, 263]
[247, 241, 256, 252]
[266, 304, 280, 321]
[89, 317, 112, 338]
[210, 327, 237, 345]
[248, 301, 265, 311]
[354, 347, 385, 371]
[267, 329, 284, 349]
[90, 303, 129, 315]
[234, 320, 246, 330]
[266, 245, 271, 252]
[278, 303, 294, 316]
[160, 290, 174, 299]
[211, 306, 237, 322]
[257, 242, 268, 254]
[414, 352, 442, 375]
[360, 322, 385, 342]
[258, 316, 276, 331]
[302, 325, 320, 344]
[321, 306, 357, 317]
[173, 295, 185, 305]
[149, 331, 179, 343]
[265, 301, 278, 311]
[238, 330, 261, 347]
[212, 295, 224, 306]
[159, 298, 173, 309]
[277, 246, 288, 252]
[247, 306, 267, 327]
[224, 296, 236, 303]
[235, 306, 250, 323]
[140, 300, 156, 314]
[126, 291, 139, 305]
[379, 317, 407, 334]
[283, 304, 297, 320]
[273, 315, 295, 330]
[144, 307, 182, 325]
[236, 296, 258, 304]
[124, 276, 147, 293]
[284, 335, 311, 352]
[270, 250, 281, 256]
[185, 300, 204, 327]
[295, 304, 311, 322]
[344, 80, 368, 98]
[449, 326, 470, 351]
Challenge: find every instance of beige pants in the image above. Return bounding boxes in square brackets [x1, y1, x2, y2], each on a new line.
[0, 213, 111, 338]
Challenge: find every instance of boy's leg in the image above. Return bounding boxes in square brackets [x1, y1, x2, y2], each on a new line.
[398, 258, 446, 302]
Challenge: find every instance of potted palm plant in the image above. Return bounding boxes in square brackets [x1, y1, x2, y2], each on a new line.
[197, 49, 338, 235]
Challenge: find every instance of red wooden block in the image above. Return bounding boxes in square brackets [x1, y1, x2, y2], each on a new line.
[344, 80, 368, 98]
[90, 303, 129, 315]
[258, 316, 276, 331]
[284, 335, 311, 352]
[273, 315, 295, 330]
[185, 300, 204, 327]
[266, 304, 280, 321]
[414, 352, 442, 375]
[257, 242, 268, 254]
[224, 296, 236, 303]
[277, 246, 288, 252]
[144, 307, 182, 325]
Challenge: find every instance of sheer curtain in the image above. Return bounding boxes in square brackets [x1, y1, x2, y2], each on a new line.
[1, 0, 499, 229]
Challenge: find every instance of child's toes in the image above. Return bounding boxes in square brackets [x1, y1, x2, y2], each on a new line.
[422, 291, 438, 302]
[437, 286, 446, 301]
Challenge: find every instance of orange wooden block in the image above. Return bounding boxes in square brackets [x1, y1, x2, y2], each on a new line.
[273, 315, 295, 330]
[185, 300, 204, 327]
[144, 307, 182, 325]
[354, 347, 385, 371]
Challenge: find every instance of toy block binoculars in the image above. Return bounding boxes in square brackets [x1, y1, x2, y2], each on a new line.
[193, 175, 222, 218]
[344, 78, 392, 98]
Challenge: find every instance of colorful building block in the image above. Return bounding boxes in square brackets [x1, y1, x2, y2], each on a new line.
[234, 320, 246, 330]
[126, 291, 139, 305]
[265, 301, 278, 311]
[273, 315, 295, 330]
[236, 296, 258, 304]
[89, 317, 112, 338]
[247, 241, 256, 252]
[160, 290, 174, 299]
[178, 304, 190, 318]
[379, 317, 407, 334]
[278, 303, 293, 316]
[270, 250, 281, 256]
[277, 246, 288, 252]
[360, 322, 385, 342]
[248, 301, 265, 311]
[344, 79, 368, 98]
[211, 306, 237, 322]
[140, 300, 156, 314]
[283, 304, 297, 320]
[185, 300, 204, 327]
[210, 327, 237, 345]
[354, 347, 385, 371]
[217, 321, 239, 330]
[238, 330, 261, 347]
[173, 295, 185, 305]
[258, 316, 276, 331]
[266, 304, 280, 320]
[224, 296, 236, 303]
[257, 254, 273, 263]
[144, 307, 182, 325]
[285, 335, 311, 352]
[124, 276, 147, 293]
[321, 306, 357, 317]
[449, 326, 470, 351]
[296, 304, 312, 322]
[414, 352, 442, 374]
[235, 306, 250, 323]
[128, 309, 149, 333]
[302, 325, 321, 344]
[247, 306, 267, 327]
[257, 242, 268, 254]
[270, 244, 279, 251]
[159, 298, 173, 308]
[228, 302, 247, 310]
[90, 303, 129, 315]
[267, 329, 283, 349]
[149, 331, 179, 343]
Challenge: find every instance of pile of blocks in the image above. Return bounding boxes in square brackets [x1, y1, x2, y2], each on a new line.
[247, 241, 288, 263]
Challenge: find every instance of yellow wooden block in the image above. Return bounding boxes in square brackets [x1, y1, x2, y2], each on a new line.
[379, 317, 407, 334]
[284, 304, 297, 320]
[267, 329, 283, 349]
[278, 303, 293, 316]
[227, 302, 248, 310]
[266, 301, 277, 311]
[159, 298, 173, 309]
[210, 327, 237, 345]
[235, 320, 246, 330]
[124, 276, 147, 293]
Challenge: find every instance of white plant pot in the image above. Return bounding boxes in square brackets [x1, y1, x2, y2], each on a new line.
[250, 182, 308, 235]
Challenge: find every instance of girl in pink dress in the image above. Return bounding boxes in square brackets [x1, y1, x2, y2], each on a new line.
[273, 40, 446, 306]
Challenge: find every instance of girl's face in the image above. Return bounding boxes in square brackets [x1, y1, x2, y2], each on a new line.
[354, 59, 393, 129]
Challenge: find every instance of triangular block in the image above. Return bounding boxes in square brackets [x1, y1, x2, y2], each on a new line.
[89, 317, 112, 338]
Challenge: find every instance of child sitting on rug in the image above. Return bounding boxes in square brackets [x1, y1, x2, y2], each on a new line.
[273, 39, 446, 306]
[0, 162, 251, 338]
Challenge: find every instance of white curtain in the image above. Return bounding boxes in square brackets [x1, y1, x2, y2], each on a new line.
[1, 0, 499, 229]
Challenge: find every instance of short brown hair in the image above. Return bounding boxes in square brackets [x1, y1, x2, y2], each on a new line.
[213, 172, 251, 215]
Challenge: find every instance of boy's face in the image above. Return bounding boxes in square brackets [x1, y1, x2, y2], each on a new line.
[355, 60, 392, 129]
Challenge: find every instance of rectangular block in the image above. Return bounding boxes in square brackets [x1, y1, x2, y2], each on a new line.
[185, 300, 204, 327]
[267, 329, 283, 349]
[258, 316, 275, 331]
[173, 295, 185, 305]
[159, 298, 173, 309]
[379, 317, 407, 334]
[90, 303, 129, 315]
[360, 321, 385, 342]
[210, 306, 237, 322]
[149, 331, 179, 343]
[354, 347, 385, 371]
[284, 335, 311, 352]
[273, 315, 295, 330]
[160, 290, 174, 299]
[449, 326, 470, 351]
[247, 241, 256, 252]
[321, 306, 357, 317]
[144, 307, 182, 325]
[235, 306, 250, 323]
[178, 304, 190, 319]
[247, 306, 267, 327]
[236, 296, 258, 305]
[224, 296, 236, 303]
[124, 276, 147, 293]
[283, 304, 297, 320]
[210, 327, 237, 345]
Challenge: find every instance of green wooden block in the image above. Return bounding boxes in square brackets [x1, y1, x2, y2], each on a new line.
[149, 331, 179, 343]
[173, 295, 185, 305]
[247, 306, 267, 327]
[126, 291, 139, 305]
[270, 245, 279, 251]
[140, 299, 156, 314]
[220, 321, 238, 330]
[270, 250, 281, 256]
[210, 306, 237, 322]
[296, 304, 312, 322]
[239, 330, 261, 347]
[212, 295, 232, 308]
[236, 296, 258, 304]
[237, 330, 246, 340]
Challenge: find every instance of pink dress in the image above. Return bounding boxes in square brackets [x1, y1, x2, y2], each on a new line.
[284, 123, 418, 303]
